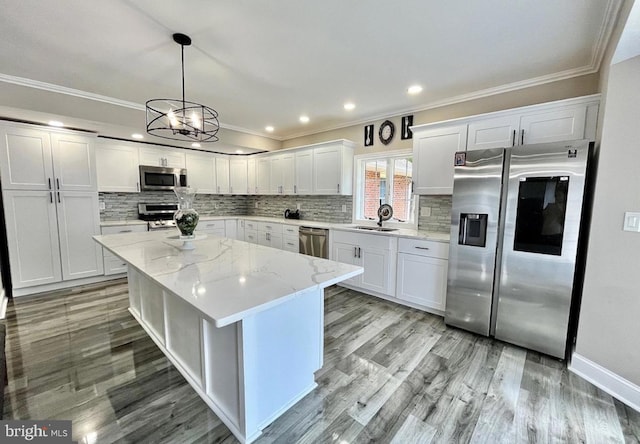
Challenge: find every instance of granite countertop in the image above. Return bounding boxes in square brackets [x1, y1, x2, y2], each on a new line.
[94, 231, 363, 327]
[101, 215, 451, 243]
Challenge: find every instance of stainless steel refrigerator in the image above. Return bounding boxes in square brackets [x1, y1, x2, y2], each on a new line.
[445, 140, 590, 359]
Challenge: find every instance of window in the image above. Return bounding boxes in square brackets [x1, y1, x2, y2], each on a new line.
[354, 151, 417, 227]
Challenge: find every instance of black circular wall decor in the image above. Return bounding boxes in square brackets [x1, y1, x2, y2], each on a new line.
[379, 120, 395, 145]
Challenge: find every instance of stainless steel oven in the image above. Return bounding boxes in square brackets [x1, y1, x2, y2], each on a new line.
[139, 165, 187, 191]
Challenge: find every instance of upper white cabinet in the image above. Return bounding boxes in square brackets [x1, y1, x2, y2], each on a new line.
[215, 155, 230, 194]
[186, 151, 216, 194]
[414, 95, 599, 194]
[0, 126, 96, 192]
[139, 146, 185, 168]
[96, 141, 140, 192]
[413, 124, 467, 195]
[312, 140, 354, 195]
[294, 149, 313, 195]
[247, 157, 257, 195]
[270, 152, 295, 194]
[256, 156, 271, 194]
[229, 157, 248, 195]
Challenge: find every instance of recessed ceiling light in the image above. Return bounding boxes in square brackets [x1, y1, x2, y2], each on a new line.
[131, 133, 144, 140]
[344, 102, 356, 111]
[407, 85, 423, 95]
[299, 115, 310, 124]
[191, 142, 201, 148]
[235, 149, 244, 154]
[265, 126, 274, 132]
[48, 120, 64, 127]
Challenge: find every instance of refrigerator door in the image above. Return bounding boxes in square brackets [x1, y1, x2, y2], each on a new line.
[495, 140, 589, 358]
[445, 148, 505, 335]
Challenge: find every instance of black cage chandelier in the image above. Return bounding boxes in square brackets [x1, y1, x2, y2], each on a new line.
[146, 33, 220, 143]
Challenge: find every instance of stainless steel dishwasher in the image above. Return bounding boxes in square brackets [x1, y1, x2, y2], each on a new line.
[299, 226, 329, 259]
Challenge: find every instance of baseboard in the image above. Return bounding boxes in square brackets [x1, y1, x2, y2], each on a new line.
[569, 352, 640, 412]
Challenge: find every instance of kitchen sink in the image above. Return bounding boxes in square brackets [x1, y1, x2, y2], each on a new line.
[354, 226, 398, 232]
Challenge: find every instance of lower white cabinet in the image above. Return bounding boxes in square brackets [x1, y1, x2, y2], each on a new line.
[3, 189, 103, 291]
[283, 225, 299, 253]
[196, 220, 226, 237]
[101, 224, 148, 275]
[395, 238, 449, 314]
[257, 222, 283, 249]
[331, 230, 397, 296]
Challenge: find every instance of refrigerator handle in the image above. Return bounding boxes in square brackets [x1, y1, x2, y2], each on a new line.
[459, 215, 468, 244]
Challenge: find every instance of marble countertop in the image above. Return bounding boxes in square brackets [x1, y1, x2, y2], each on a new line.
[101, 216, 450, 243]
[94, 231, 363, 328]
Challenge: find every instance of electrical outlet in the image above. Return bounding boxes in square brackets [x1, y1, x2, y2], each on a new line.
[420, 206, 431, 217]
[99, 201, 106, 211]
[341, 205, 347, 213]
[296, 203, 301, 210]
[623, 212, 640, 232]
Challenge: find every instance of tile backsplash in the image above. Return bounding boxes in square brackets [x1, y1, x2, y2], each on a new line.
[100, 192, 451, 231]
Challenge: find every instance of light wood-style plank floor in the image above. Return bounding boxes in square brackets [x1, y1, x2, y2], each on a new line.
[2, 280, 639, 443]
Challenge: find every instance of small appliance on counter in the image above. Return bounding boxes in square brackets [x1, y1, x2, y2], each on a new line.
[284, 209, 300, 219]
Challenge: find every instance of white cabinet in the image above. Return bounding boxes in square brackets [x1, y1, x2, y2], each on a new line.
[256, 157, 271, 194]
[215, 156, 230, 194]
[270, 152, 295, 194]
[0, 126, 97, 192]
[139, 146, 185, 168]
[283, 225, 299, 253]
[101, 224, 148, 275]
[186, 151, 216, 194]
[294, 149, 313, 195]
[3, 190, 103, 289]
[331, 230, 397, 296]
[312, 141, 354, 195]
[225, 219, 237, 239]
[247, 158, 257, 195]
[257, 222, 283, 249]
[196, 219, 226, 237]
[96, 142, 140, 192]
[229, 157, 248, 195]
[467, 105, 589, 150]
[396, 238, 449, 314]
[237, 219, 246, 240]
[413, 124, 467, 195]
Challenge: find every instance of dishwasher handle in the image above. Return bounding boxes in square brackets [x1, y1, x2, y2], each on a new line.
[299, 226, 327, 236]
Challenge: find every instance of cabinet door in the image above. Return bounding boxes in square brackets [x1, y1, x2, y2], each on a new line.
[0, 126, 54, 191]
[270, 232, 283, 250]
[186, 152, 216, 194]
[247, 158, 257, 194]
[270, 155, 284, 194]
[519, 106, 587, 145]
[244, 230, 258, 244]
[164, 148, 186, 168]
[467, 115, 520, 150]
[139, 147, 165, 166]
[295, 149, 313, 194]
[359, 246, 393, 296]
[313, 145, 341, 195]
[229, 157, 248, 195]
[256, 157, 271, 194]
[396, 254, 448, 312]
[215, 156, 230, 194]
[414, 124, 467, 195]
[280, 153, 295, 194]
[332, 242, 359, 286]
[257, 231, 270, 247]
[96, 143, 140, 192]
[236, 219, 246, 240]
[50, 133, 97, 191]
[2, 190, 62, 288]
[56, 191, 103, 280]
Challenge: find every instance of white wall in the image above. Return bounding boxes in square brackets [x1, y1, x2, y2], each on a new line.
[575, 54, 640, 386]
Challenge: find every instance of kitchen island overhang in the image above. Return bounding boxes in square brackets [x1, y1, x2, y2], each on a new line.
[94, 231, 362, 443]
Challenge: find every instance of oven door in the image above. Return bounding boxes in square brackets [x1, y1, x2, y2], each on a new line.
[139, 165, 187, 191]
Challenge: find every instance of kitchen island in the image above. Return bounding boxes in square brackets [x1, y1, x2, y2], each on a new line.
[94, 231, 362, 443]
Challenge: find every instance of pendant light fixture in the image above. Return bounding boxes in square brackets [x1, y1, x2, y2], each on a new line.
[146, 33, 220, 142]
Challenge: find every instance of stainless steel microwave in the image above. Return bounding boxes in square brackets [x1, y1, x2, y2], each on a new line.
[139, 165, 187, 191]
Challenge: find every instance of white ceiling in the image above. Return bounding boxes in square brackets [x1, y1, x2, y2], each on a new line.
[0, 0, 623, 150]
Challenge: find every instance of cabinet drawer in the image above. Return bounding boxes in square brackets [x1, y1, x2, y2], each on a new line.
[244, 230, 258, 244]
[398, 238, 449, 259]
[244, 221, 259, 231]
[283, 225, 299, 236]
[198, 220, 225, 230]
[283, 235, 299, 253]
[332, 230, 395, 250]
[257, 222, 282, 233]
[101, 224, 147, 235]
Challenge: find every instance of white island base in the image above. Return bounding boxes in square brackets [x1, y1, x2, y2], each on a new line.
[127, 267, 323, 443]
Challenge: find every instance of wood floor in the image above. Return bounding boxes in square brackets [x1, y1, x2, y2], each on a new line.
[2, 280, 639, 443]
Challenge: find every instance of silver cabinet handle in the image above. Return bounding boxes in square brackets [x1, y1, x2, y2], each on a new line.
[520, 129, 524, 145]
[137, 182, 139, 192]
[119, 230, 133, 233]
[358, 247, 361, 258]
[337, 183, 340, 193]
[56, 178, 60, 189]
[48, 178, 52, 190]
[49, 192, 53, 203]
[415, 246, 430, 250]
[217, 186, 220, 194]
[512, 130, 516, 147]
[287, 242, 295, 246]
[57, 192, 61, 203]
[294, 184, 297, 194]
[230, 186, 233, 194]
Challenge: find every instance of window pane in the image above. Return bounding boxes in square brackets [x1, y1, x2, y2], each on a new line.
[363, 160, 388, 219]
[391, 157, 413, 222]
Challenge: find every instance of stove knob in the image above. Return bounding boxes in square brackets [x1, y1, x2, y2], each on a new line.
[160, 220, 166, 225]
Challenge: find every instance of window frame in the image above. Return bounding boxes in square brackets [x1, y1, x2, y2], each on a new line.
[353, 150, 417, 229]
